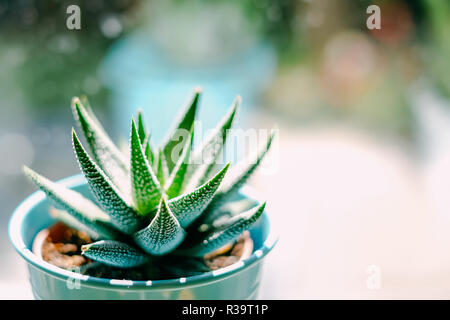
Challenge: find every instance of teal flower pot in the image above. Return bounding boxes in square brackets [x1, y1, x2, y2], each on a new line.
[9, 175, 277, 300]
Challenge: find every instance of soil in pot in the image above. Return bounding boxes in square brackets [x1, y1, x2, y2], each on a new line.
[33, 217, 253, 281]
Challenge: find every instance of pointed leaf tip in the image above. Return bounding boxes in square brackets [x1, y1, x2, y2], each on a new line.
[165, 128, 194, 198]
[71, 96, 130, 194]
[133, 197, 185, 255]
[168, 162, 230, 228]
[208, 131, 275, 210]
[186, 202, 265, 256]
[136, 110, 147, 144]
[73, 130, 142, 234]
[82, 240, 148, 268]
[23, 166, 118, 240]
[163, 88, 201, 172]
[155, 147, 169, 187]
[187, 97, 238, 188]
[130, 118, 162, 216]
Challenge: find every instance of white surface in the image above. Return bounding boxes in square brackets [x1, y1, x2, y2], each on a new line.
[0, 253, 32, 299]
[255, 123, 450, 299]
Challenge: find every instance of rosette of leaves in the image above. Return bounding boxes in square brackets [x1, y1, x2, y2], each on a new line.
[24, 89, 274, 276]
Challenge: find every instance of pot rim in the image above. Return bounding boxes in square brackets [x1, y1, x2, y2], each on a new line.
[9, 174, 278, 290]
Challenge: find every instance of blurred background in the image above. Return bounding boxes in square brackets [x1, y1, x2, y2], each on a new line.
[1, 0, 450, 299]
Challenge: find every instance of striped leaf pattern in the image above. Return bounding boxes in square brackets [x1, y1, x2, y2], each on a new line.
[82, 240, 148, 268]
[130, 119, 162, 216]
[23, 166, 118, 240]
[183, 203, 266, 256]
[72, 130, 143, 234]
[133, 198, 185, 255]
[162, 88, 201, 172]
[72, 98, 130, 194]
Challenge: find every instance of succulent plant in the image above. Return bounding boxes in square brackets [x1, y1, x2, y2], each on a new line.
[24, 88, 274, 276]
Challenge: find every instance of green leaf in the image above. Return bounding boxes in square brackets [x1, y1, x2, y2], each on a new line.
[203, 198, 259, 228]
[209, 131, 275, 210]
[50, 208, 115, 241]
[23, 166, 118, 240]
[72, 97, 130, 194]
[82, 240, 148, 268]
[168, 163, 230, 229]
[133, 198, 185, 255]
[184, 203, 265, 257]
[165, 128, 194, 199]
[130, 119, 162, 216]
[210, 202, 265, 231]
[143, 135, 156, 165]
[72, 130, 143, 234]
[135, 109, 154, 166]
[137, 109, 147, 144]
[187, 97, 239, 189]
[155, 148, 169, 187]
[162, 88, 201, 172]
[80, 95, 101, 127]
